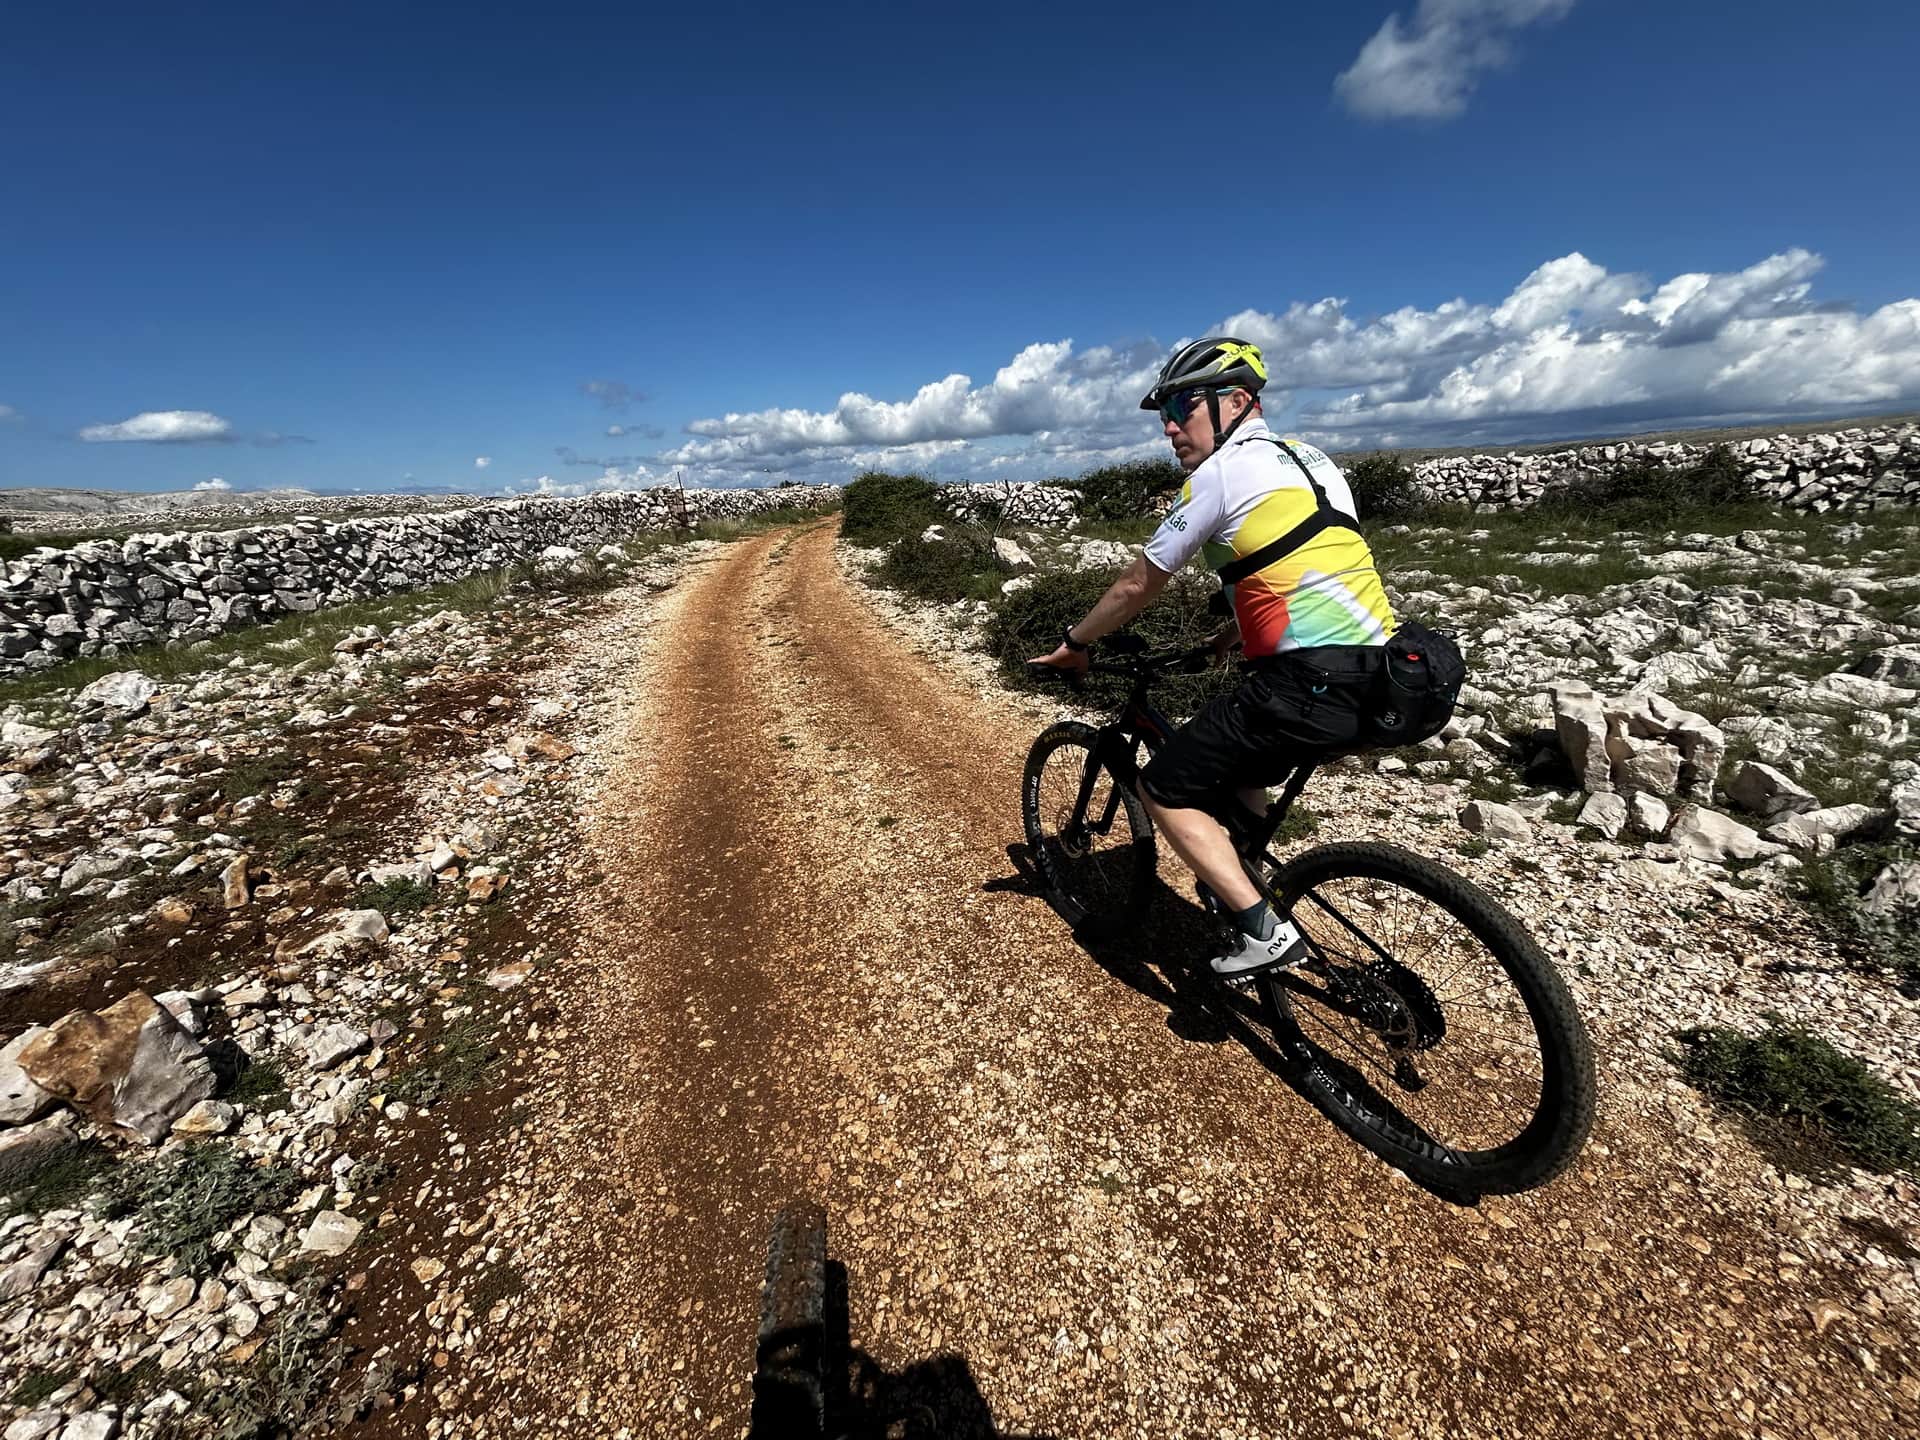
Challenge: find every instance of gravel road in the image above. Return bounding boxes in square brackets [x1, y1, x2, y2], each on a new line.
[472, 521, 1916, 1439]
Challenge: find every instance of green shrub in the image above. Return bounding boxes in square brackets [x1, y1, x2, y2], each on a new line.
[1272, 802, 1320, 844]
[1071, 459, 1186, 522]
[1673, 1015, 1920, 1178]
[98, 1144, 303, 1272]
[353, 875, 435, 916]
[873, 533, 1002, 603]
[1344, 453, 1423, 522]
[1796, 842, 1920, 992]
[840, 471, 943, 544]
[3, 1139, 118, 1218]
[9, 1367, 74, 1408]
[984, 567, 1233, 715]
[225, 1056, 291, 1111]
[1543, 445, 1753, 528]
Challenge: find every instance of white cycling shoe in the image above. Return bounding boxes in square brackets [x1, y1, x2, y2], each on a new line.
[1210, 917, 1311, 981]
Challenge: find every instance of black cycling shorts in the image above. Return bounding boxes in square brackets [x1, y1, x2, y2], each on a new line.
[1138, 645, 1382, 812]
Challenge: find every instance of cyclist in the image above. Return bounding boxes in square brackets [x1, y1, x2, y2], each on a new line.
[1029, 337, 1398, 979]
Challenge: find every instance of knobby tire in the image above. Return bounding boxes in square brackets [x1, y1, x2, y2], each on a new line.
[1260, 841, 1596, 1196]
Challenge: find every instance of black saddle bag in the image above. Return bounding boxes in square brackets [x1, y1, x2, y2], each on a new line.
[1364, 622, 1465, 747]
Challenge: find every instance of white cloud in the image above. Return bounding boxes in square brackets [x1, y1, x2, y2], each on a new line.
[79, 409, 233, 443]
[0, 404, 16, 421]
[474, 456, 491, 469]
[659, 340, 1151, 468]
[506, 465, 656, 498]
[1335, 0, 1576, 121]
[663, 246, 1920, 480]
[194, 476, 232, 491]
[606, 424, 626, 437]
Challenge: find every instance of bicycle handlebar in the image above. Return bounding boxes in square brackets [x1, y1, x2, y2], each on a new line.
[1025, 642, 1216, 688]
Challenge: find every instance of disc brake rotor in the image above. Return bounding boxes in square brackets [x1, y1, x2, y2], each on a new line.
[1359, 957, 1447, 1052]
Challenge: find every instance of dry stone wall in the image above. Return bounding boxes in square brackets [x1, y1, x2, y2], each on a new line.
[1412, 423, 1920, 513]
[938, 480, 1079, 526]
[0, 486, 837, 674]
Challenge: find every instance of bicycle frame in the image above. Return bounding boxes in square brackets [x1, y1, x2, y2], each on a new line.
[1066, 659, 1319, 891]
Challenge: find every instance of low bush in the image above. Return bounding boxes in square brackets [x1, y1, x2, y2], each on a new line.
[984, 567, 1233, 715]
[840, 471, 943, 545]
[873, 533, 1003, 604]
[1542, 444, 1752, 528]
[224, 1056, 291, 1112]
[3, 1140, 118, 1218]
[1673, 1014, 1920, 1178]
[98, 1144, 303, 1272]
[1070, 459, 1186, 522]
[1344, 453, 1424, 522]
[353, 875, 435, 916]
[1796, 842, 1920, 992]
[384, 1009, 501, 1107]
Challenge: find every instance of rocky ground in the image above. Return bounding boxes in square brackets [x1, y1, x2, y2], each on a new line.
[0, 506, 1916, 1439]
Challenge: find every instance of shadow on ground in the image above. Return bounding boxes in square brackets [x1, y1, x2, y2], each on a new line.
[988, 841, 1483, 1207]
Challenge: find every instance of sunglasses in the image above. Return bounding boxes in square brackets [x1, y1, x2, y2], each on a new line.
[1158, 387, 1227, 427]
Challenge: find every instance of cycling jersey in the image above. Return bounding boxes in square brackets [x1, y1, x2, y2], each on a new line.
[1141, 418, 1396, 658]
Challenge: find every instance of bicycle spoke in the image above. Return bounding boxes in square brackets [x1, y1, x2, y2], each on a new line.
[1278, 869, 1553, 1158]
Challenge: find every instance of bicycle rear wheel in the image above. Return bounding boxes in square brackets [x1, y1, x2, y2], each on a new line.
[1259, 842, 1595, 1196]
[1022, 721, 1156, 934]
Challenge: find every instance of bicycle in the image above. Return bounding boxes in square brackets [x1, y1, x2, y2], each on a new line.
[1021, 636, 1596, 1197]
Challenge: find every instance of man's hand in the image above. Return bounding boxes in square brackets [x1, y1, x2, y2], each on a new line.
[1027, 642, 1090, 677]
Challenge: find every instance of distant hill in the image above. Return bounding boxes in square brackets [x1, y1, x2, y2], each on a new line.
[0, 486, 326, 516]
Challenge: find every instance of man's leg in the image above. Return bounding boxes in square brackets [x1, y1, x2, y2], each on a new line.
[1139, 794, 1260, 912]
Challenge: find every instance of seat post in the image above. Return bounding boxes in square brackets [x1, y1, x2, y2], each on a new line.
[1270, 763, 1318, 833]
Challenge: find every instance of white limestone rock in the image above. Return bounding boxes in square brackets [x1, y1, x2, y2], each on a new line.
[1576, 792, 1628, 840]
[1725, 761, 1819, 818]
[1667, 807, 1781, 863]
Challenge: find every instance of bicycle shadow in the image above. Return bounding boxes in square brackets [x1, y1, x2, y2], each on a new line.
[990, 843, 1482, 1207]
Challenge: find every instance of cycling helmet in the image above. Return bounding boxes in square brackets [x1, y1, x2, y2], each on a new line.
[1138, 336, 1269, 411]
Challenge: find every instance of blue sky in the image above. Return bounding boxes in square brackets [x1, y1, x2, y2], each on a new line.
[2, 0, 1917, 496]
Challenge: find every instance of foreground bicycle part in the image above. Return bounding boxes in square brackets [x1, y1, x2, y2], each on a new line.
[752, 1202, 832, 1439]
[1260, 842, 1596, 1195]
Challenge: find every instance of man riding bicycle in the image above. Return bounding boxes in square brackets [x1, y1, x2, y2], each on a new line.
[1030, 336, 1398, 980]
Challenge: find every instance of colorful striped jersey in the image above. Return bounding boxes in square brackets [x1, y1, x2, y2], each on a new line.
[1141, 419, 1396, 658]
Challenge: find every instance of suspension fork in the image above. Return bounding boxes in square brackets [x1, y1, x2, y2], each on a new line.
[1068, 722, 1140, 838]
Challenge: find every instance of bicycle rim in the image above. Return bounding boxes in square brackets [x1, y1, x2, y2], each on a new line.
[1262, 842, 1594, 1194]
[1021, 722, 1155, 932]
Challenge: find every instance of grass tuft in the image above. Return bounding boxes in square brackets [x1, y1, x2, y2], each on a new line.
[2, 1139, 119, 1219]
[1673, 1015, 1920, 1179]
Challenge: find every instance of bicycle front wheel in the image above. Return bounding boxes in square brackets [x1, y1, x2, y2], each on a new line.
[1022, 721, 1156, 935]
[1260, 842, 1596, 1196]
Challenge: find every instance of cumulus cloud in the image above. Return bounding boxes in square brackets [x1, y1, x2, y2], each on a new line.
[474, 456, 491, 469]
[194, 476, 232, 491]
[582, 379, 647, 411]
[1335, 0, 1576, 121]
[664, 246, 1920, 481]
[79, 409, 233, 443]
[507, 464, 656, 498]
[659, 340, 1152, 469]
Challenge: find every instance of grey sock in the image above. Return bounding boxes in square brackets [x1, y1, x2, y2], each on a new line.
[1235, 899, 1278, 941]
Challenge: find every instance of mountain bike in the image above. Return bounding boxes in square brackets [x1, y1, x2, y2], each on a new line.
[1022, 638, 1596, 1196]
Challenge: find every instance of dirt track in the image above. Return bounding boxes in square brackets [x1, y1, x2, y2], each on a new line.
[483, 522, 1916, 1438]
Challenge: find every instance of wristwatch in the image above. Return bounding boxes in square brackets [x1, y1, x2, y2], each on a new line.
[1062, 627, 1089, 653]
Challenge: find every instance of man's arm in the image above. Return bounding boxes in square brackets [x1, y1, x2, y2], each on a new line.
[1027, 554, 1172, 672]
